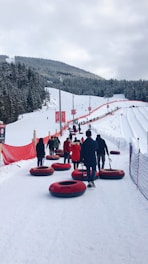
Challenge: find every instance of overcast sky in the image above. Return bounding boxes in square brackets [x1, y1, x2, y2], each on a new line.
[0, 0, 148, 80]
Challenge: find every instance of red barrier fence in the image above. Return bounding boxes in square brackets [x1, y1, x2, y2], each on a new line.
[2, 142, 36, 165]
[1, 124, 68, 165]
[1, 99, 145, 165]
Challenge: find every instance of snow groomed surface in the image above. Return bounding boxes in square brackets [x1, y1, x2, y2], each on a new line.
[0, 88, 148, 264]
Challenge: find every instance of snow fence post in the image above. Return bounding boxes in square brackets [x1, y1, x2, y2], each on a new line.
[33, 130, 37, 148]
[136, 138, 140, 187]
[147, 131, 148, 153]
[129, 142, 133, 174]
[48, 131, 50, 138]
[0, 143, 2, 165]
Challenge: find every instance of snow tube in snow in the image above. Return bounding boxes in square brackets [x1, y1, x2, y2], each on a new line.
[46, 155, 60, 160]
[70, 130, 78, 134]
[71, 132, 77, 135]
[71, 169, 99, 181]
[99, 169, 125, 179]
[30, 166, 54, 176]
[51, 162, 71, 171]
[49, 180, 86, 198]
[110, 150, 120, 155]
[54, 149, 64, 157]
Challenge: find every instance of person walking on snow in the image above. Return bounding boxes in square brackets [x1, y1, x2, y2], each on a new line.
[36, 138, 45, 167]
[46, 136, 54, 155]
[54, 137, 60, 150]
[63, 137, 71, 163]
[71, 140, 81, 169]
[78, 123, 81, 133]
[80, 130, 98, 187]
[69, 132, 73, 142]
[96, 134, 109, 171]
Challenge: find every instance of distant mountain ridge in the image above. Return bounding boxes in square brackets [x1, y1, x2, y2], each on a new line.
[0, 55, 103, 80]
[0, 55, 147, 101]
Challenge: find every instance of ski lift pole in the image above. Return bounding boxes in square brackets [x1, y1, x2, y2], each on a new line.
[59, 88, 62, 136]
[0, 143, 2, 165]
[33, 130, 37, 148]
[59, 78, 62, 136]
[147, 131, 148, 153]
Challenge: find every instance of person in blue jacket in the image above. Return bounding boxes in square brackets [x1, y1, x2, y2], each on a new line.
[80, 130, 98, 187]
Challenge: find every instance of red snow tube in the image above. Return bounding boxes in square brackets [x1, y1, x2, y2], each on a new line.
[110, 150, 120, 155]
[70, 130, 77, 134]
[51, 162, 71, 171]
[71, 169, 99, 181]
[30, 166, 54, 176]
[99, 169, 125, 179]
[54, 149, 64, 157]
[49, 180, 86, 198]
[71, 132, 76, 135]
[46, 155, 60, 160]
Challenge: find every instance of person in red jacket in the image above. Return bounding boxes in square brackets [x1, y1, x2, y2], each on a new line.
[71, 140, 81, 169]
[63, 138, 71, 163]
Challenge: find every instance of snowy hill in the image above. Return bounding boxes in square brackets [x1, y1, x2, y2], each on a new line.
[5, 87, 148, 153]
[0, 88, 148, 264]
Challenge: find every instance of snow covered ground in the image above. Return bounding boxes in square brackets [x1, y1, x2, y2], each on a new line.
[0, 88, 148, 264]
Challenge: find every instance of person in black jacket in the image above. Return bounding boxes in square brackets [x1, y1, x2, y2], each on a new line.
[36, 138, 45, 167]
[80, 130, 98, 187]
[46, 136, 54, 155]
[96, 134, 109, 171]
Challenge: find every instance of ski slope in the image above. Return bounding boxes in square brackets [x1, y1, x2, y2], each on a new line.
[0, 88, 148, 264]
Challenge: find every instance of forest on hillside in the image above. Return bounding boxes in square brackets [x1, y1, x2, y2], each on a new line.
[51, 76, 148, 101]
[15, 56, 148, 101]
[0, 62, 46, 123]
[0, 55, 148, 124]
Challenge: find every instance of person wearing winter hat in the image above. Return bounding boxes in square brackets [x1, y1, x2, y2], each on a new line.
[80, 130, 98, 187]
[96, 134, 109, 171]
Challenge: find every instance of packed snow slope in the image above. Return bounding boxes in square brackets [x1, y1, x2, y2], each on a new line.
[0, 88, 148, 264]
[5, 88, 148, 153]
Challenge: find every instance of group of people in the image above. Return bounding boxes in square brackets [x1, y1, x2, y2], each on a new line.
[80, 130, 109, 187]
[36, 129, 109, 188]
[63, 131, 109, 187]
[63, 137, 81, 169]
[69, 123, 82, 135]
[35, 136, 60, 167]
[46, 136, 60, 155]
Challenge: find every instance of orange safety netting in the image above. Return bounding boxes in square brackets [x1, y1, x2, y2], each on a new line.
[1, 101, 132, 166]
[2, 142, 36, 165]
[1, 125, 68, 165]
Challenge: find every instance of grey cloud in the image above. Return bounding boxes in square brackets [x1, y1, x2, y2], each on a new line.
[0, 0, 148, 80]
